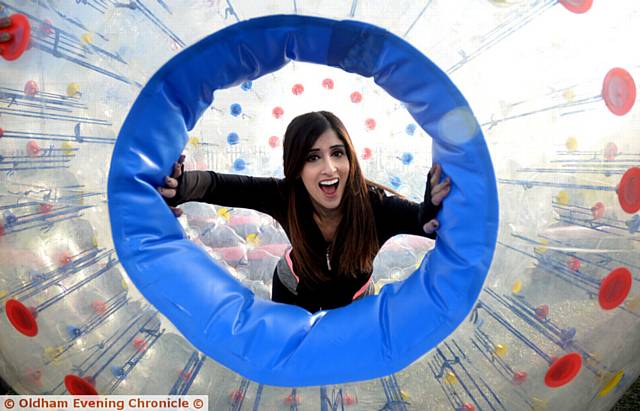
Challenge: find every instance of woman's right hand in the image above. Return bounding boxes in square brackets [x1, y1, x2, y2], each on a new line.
[158, 154, 185, 217]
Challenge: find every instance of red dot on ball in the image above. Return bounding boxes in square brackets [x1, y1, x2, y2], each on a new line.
[39, 203, 53, 214]
[268, 136, 280, 148]
[591, 202, 605, 219]
[133, 338, 147, 351]
[229, 389, 244, 402]
[350, 91, 363, 103]
[365, 118, 377, 130]
[27, 141, 41, 157]
[322, 78, 334, 90]
[535, 304, 549, 319]
[91, 300, 107, 314]
[272, 106, 284, 119]
[567, 257, 581, 271]
[343, 393, 357, 405]
[39, 19, 54, 35]
[24, 80, 39, 97]
[604, 142, 618, 161]
[57, 251, 72, 266]
[513, 371, 528, 385]
[292, 84, 304, 95]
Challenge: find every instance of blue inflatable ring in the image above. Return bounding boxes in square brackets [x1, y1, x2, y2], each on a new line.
[108, 15, 498, 386]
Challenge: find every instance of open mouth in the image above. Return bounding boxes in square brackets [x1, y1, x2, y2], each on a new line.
[319, 178, 339, 196]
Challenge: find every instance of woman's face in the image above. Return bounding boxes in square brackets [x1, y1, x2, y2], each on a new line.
[300, 128, 350, 214]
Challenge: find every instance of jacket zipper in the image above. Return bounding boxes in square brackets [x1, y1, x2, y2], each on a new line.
[326, 247, 331, 271]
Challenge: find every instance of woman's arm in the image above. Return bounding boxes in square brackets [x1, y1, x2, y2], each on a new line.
[159, 156, 287, 221]
[373, 164, 450, 240]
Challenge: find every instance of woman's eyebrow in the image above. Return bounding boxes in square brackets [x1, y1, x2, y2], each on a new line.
[308, 144, 346, 152]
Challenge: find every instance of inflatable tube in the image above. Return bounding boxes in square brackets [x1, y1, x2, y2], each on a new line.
[107, 15, 498, 386]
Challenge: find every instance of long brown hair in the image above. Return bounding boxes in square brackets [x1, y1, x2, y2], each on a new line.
[283, 111, 381, 285]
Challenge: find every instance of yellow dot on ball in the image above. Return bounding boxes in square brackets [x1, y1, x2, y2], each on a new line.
[61, 141, 74, 155]
[43, 348, 55, 361]
[81, 33, 93, 45]
[246, 233, 260, 246]
[624, 295, 640, 311]
[512, 279, 523, 294]
[562, 88, 576, 102]
[217, 207, 231, 221]
[531, 397, 548, 411]
[494, 344, 508, 357]
[534, 239, 549, 254]
[400, 389, 410, 400]
[598, 369, 625, 397]
[444, 371, 458, 384]
[556, 190, 570, 206]
[67, 82, 81, 97]
[490, 0, 511, 7]
[189, 136, 201, 147]
[44, 346, 65, 364]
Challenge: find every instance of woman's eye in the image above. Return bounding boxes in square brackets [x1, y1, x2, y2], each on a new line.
[306, 155, 319, 162]
[332, 151, 345, 158]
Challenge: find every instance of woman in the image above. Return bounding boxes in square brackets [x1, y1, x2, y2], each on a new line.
[160, 111, 450, 313]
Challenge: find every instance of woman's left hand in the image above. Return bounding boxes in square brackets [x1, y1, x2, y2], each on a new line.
[429, 163, 451, 207]
[422, 164, 451, 235]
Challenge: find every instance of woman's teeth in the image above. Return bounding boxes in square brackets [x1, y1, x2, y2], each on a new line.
[319, 178, 339, 186]
[319, 179, 339, 195]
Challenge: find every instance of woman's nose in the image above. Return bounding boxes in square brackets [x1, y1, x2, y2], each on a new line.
[321, 156, 337, 173]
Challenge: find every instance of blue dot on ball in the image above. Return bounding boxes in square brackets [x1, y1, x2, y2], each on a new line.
[233, 158, 247, 171]
[3, 210, 17, 226]
[227, 132, 240, 145]
[67, 325, 82, 338]
[111, 365, 126, 379]
[405, 124, 417, 136]
[628, 215, 640, 234]
[230, 103, 242, 116]
[241, 81, 252, 91]
[400, 152, 414, 165]
[390, 176, 401, 189]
